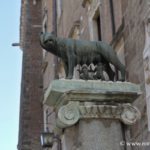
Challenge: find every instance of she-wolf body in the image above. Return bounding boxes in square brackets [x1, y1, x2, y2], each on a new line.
[40, 33, 125, 80]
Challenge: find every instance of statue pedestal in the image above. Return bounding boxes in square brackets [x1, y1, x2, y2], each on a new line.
[44, 80, 141, 150]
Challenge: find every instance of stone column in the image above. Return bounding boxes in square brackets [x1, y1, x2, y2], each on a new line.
[44, 80, 141, 150]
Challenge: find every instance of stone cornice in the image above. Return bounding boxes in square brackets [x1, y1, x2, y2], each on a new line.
[44, 80, 141, 106]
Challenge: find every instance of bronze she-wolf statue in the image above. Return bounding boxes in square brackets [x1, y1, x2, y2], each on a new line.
[40, 32, 125, 81]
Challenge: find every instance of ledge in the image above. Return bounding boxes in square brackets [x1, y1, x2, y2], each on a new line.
[44, 80, 141, 106]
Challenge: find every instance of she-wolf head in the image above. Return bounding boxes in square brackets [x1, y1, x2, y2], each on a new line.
[40, 32, 56, 49]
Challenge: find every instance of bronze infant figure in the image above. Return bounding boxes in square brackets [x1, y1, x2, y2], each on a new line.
[40, 32, 125, 81]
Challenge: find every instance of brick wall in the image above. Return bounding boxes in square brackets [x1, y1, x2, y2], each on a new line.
[18, 0, 43, 149]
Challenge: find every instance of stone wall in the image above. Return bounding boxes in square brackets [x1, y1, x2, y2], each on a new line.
[122, 0, 150, 148]
[57, 0, 89, 39]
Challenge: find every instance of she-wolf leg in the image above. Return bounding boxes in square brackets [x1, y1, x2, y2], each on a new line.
[107, 47, 126, 81]
[104, 63, 115, 81]
[63, 61, 69, 79]
[67, 52, 76, 79]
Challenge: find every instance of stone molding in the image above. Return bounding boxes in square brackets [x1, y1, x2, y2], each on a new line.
[44, 80, 141, 129]
[56, 102, 141, 128]
[120, 104, 141, 125]
[44, 80, 141, 106]
[57, 102, 80, 128]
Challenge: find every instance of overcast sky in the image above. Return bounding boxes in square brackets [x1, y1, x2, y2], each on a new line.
[0, 1, 22, 149]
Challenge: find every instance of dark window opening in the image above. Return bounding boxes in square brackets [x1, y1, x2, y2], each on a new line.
[109, 0, 116, 36]
[44, 23, 47, 32]
[92, 8, 102, 41]
[96, 15, 102, 41]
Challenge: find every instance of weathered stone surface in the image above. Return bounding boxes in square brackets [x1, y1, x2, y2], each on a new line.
[44, 79, 141, 106]
[62, 120, 124, 150]
[56, 102, 141, 128]
[78, 120, 124, 150]
[122, 0, 150, 143]
[43, 79, 141, 149]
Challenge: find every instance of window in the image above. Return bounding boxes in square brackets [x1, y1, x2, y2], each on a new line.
[109, 0, 115, 36]
[91, 7, 101, 41]
[96, 14, 102, 41]
[109, 0, 122, 36]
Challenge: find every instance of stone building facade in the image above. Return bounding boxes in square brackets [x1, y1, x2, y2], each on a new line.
[19, 0, 150, 149]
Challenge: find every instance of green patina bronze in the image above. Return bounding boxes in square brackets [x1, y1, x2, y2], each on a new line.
[40, 32, 125, 81]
